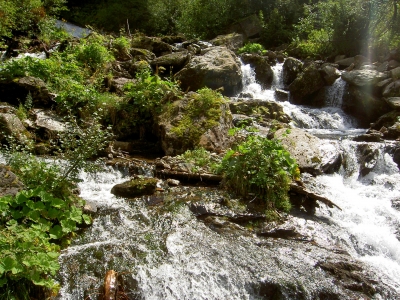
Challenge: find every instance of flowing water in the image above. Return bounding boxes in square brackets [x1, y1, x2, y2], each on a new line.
[56, 61, 400, 299]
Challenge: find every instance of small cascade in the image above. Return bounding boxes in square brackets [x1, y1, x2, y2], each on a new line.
[325, 77, 346, 107]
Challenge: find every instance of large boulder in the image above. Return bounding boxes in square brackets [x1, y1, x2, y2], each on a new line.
[0, 165, 24, 197]
[240, 54, 273, 88]
[31, 109, 67, 141]
[229, 99, 291, 124]
[342, 86, 391, 127]
[157, 91, 233, 155]
[175, 47, 242, 96]
[150, 52, 190, 74]
[282, 57, 303, 86]
[131, 36, 172, 56]
[0, 76, 52, 107]
[210, 33, 244, 51]
[275, 128, 341, 175]
[111, 177, 158, 198]
[320, 65, 341, 85]
[383, 79, 400, 97]
[288, 63, 325, 106]
[0, 113, 30, 143]
[341, 69, 387, 87]
[385, 97, 400, 110]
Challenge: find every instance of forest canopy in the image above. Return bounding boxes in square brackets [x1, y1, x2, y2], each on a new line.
[0, 0, 399, 57]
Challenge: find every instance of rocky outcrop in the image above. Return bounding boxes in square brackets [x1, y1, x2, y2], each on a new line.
[341, 69, 387, 87]
[229, 99, 291, 124]
[288, 63, 325, 106]
[131, 36, 172, 56]
[150, 52, 190, 74]
[342, 85, 391, 127]
[240, 54, 273, 88]
[383, 79, 400, 98]
[320, 64, 341, 85]
[282, 57, 303, 86]
[275, 128, 342, 175]
[385, 97, 400, 110]
[210, 33, 244, 51]
[174, 46, 242, 96]
[111, 177, 158, 198]
[0, 76, 53, 107]
[157, 91, 233, 155]
[0, 165, 24, 197]
[228, 14, 263, 39]
[31, 109, 67, 140]
[0, 113, 30, 143]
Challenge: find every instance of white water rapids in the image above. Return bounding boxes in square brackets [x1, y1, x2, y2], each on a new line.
[54, 61, 400, 299]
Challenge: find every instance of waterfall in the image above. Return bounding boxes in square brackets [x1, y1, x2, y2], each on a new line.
[54, 61, 400, 299]
[325, 77, 346, 107]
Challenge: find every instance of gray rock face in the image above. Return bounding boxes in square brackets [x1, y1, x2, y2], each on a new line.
[150, 52, 190, 74]
[282, 57, 303, 86]
[31, 109, 67, 140]
[385, 97, 400, 110]
[288, 63, 325, 106]
[341, 69, 387, 87]
[175, 47, 242, 96]
[342, 85, 391, 127]
[383, 79, 400, 97]
[275, 128, 341, 175]
[210, 33, 244, 51]
[240, 54, 273, 88]
[0, 76, 52, 107]
[390, 66, 400, 80]
[320, 65, 341, 85]
[228, 14, 263, 38]
[0, 113, 30, 143]
[0, 165, 24, 197]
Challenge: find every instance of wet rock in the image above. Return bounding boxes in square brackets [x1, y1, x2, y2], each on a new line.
[393, 146, 400, 169]
[0, 113, 30, 143]
[275, 128, 341, 175]
[210, 33, 244, 51]
[383, 79, 400, 97]
[392, 198, 400, 211]
[229, 99, 291, 124]
[282, 57, 303, 86]
[357, 144, 379, 177]
[103, 270, 118, 300]
[316, 260, 376, 297]
[321, 65, 341, 85]
[174, 46, 242, 96]
[342, 85, 391, 127]
[352, 130, 383, 142]
[83, 200, 98, 214]
[341, 69, 387, 87]
[275, 89, 289, 102]
[150, 52, 190, 74]
[385, 97, 400, 110]
[111, 177, 158, 198]
[258, 226, 304, 240]
[240, 54, 274, 88]
[288, 63, 325, 106]
[0, 165, 24, 197]
[336, 57, 355, 68]
[390, 66, 400, 80]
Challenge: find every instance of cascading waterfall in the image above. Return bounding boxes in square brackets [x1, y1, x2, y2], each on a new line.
[55, 61, 400, 299]
[238, 61, 400, 293]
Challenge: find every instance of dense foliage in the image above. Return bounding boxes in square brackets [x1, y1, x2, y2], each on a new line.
[220, 134, 300, 213]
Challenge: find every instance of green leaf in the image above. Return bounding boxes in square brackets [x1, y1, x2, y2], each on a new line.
[49, 225, 63, 239]
[82, 214, 92, 225]
[60, 219, 76, 233]
[15, 193, 28, 204]
[0, 277, 7, 287]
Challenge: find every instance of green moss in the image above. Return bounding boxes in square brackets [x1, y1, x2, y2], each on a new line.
[168, 88, 228, 149]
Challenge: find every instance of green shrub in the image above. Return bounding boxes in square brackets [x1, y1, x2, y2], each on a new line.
[238, 43, 265, 54]
[178, 148, 221, 174]
[219, 135, 300, 213]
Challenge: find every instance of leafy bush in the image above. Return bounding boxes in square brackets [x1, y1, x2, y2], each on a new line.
[219, 135, 300, 212]
[238, 43, 265, 54]
[178, 148, 221, 174]
[123, 69, 181, 126]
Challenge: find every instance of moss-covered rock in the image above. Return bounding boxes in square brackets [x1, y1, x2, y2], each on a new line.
[158, 89, 233, 155]
[111, 177, 158, 198]
[240, 54, 274, 88]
